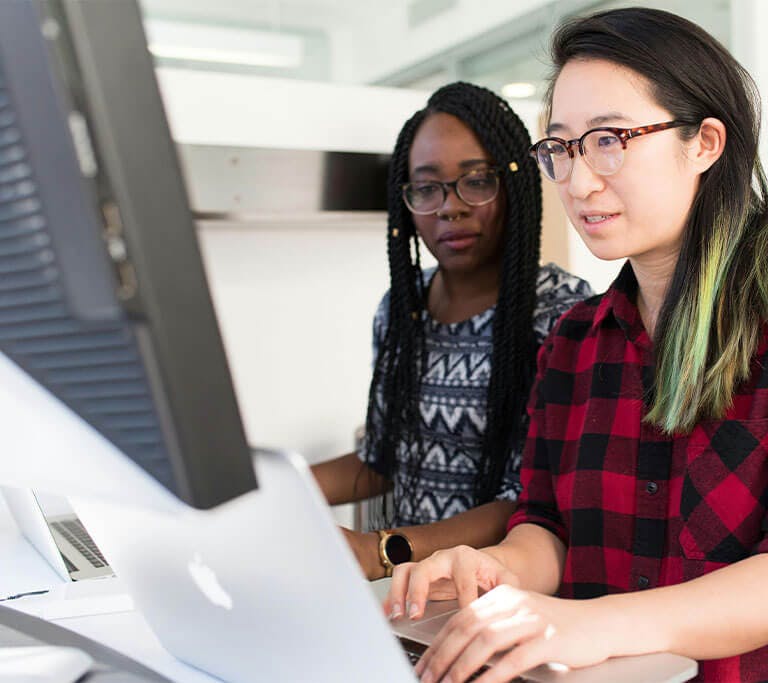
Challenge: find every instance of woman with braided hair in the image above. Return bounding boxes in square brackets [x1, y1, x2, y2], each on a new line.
[312, 82, 591, 580]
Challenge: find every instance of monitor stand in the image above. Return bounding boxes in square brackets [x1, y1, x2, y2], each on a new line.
[0, 604, 170, 682]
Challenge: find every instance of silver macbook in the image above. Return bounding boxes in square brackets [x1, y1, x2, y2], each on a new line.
[69, 450, 698, 683]
[70, 449, 417, 683]
[1, 487, 113, 583]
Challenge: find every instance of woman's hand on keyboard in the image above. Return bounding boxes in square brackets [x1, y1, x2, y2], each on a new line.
[383, 545, 518, 620]
[414, 584, 616, 683]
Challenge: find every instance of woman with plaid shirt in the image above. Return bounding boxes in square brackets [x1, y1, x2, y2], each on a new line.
[385, 8, 768, 683]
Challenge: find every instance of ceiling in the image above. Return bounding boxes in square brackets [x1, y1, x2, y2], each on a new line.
[138, 0, 731, 93]
[140, 0, 408, 31]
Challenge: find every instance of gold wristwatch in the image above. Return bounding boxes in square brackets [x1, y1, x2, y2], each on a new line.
[377, 529, 413, 577]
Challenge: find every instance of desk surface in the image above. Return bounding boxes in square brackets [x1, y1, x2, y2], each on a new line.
[0, 497, 696, 683]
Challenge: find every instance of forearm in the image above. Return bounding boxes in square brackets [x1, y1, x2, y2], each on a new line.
[311, 452, 391, 505]
[481, 522, 566, 595]
[356, 499, 517, 581]
[597, 554, 768, 660]
[404, 499, 516, 562]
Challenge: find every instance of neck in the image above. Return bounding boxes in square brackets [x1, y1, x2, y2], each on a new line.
[429, 261, 501, 324]
[630, 251, 680, 338]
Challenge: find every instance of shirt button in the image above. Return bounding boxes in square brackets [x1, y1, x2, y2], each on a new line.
[637, 575, 650, 589]
[645, 481, 659, 494]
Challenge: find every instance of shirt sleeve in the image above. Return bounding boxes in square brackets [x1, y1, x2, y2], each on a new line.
[357, 291, 391, 475]
[507, 324, 568, 545]
[532, 263, 594, 345]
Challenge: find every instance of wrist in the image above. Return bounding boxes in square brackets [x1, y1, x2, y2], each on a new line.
[361, 531, 386, 580]
[376, 529, 414, 578]
[595, 592, 671, 657]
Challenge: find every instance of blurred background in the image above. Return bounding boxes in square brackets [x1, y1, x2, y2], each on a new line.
[133, 0, 762, 521]
[138, 0, 729, 92]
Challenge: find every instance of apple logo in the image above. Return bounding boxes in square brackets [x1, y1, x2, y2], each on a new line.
[187, 553, 233, 610]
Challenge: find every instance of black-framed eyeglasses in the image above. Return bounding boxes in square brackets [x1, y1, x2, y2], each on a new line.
[529, 120, 693, 183]
[401, 166, 502, 215]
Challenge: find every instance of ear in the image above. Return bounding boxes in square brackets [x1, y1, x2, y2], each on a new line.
[688, 117, 726, 173]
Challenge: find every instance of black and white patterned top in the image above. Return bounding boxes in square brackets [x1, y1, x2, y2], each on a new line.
[359, 263, 593, 526]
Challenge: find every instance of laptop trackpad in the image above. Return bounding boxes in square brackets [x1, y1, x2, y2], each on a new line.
[411, 609, 456, 637]
[390, 600, 459, 645]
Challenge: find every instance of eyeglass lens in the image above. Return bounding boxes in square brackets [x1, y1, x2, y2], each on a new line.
[403, 169, 499, 214]
[536, 130, 624, 182]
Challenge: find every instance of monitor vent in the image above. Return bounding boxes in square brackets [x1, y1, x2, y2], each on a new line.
[0, 69, 174, 491]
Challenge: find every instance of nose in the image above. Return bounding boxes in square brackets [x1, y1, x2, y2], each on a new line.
[439, 181, 469, 211]
[566, 153, 604, 200]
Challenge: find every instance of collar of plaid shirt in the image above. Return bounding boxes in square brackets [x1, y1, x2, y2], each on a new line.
[508, 260, 768, 682]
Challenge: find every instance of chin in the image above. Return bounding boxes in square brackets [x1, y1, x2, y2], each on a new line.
[575, 234, 630, 262]
[436, 252, 480, 272]
[590, 248, 630, 262]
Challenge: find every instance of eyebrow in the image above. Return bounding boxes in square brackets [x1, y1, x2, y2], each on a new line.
[411, 158, 492, 176]
[546, 112, 633, 137]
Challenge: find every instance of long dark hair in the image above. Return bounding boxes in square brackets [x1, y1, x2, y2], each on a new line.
[545, 8, 768, 433]
[363, 81, 542, 519]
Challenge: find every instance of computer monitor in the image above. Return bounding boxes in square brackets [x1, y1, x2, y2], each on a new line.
[0, 0, 256, 509]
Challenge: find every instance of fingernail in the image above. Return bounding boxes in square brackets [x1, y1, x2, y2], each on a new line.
[389, 603, 402, 619]
[408, 602, 420, 619]
[420, 670, 434, 683]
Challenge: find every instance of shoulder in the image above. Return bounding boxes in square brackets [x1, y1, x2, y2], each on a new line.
[374, 288, 391, 318]
[546, 292, 604, 342]
[532, 293, 605, 388]
[532, 263, 595, 343]
[372, 266, 435, 329]
[372, 288, 391, 341]
[535, 262, 594, 301]
[421, 265, 438, 289]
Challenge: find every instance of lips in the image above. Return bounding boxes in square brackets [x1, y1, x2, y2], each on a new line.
[578, 211, 619, 233]
[438, 229, 480, 250]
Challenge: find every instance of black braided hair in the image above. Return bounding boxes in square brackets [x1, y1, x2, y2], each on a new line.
[363, 81, 542, 522]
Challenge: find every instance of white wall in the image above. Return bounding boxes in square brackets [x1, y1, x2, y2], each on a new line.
[196, 220, 388, 463]
[731, 0, 768, 166]
[156, 67, 429, 152]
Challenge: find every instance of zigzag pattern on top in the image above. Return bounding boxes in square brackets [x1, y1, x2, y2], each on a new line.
[361, 263, 594, 525]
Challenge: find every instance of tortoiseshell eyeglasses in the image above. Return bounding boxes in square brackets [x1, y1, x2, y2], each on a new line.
[528, 120, 694, 183]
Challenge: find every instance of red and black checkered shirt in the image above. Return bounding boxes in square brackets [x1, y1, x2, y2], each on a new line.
[508, 262, 768, 682]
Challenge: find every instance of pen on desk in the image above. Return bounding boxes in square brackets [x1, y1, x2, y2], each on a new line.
[0, 589, 50, 602]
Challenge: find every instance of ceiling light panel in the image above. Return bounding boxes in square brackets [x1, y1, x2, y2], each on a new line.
[145, 19, 303, 68]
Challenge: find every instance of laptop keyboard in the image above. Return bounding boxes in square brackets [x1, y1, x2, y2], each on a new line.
[50, 519, 108, 568]
[399, 637, 509, 682]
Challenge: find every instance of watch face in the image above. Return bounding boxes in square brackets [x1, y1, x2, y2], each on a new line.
[386, 534, 412, 565]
